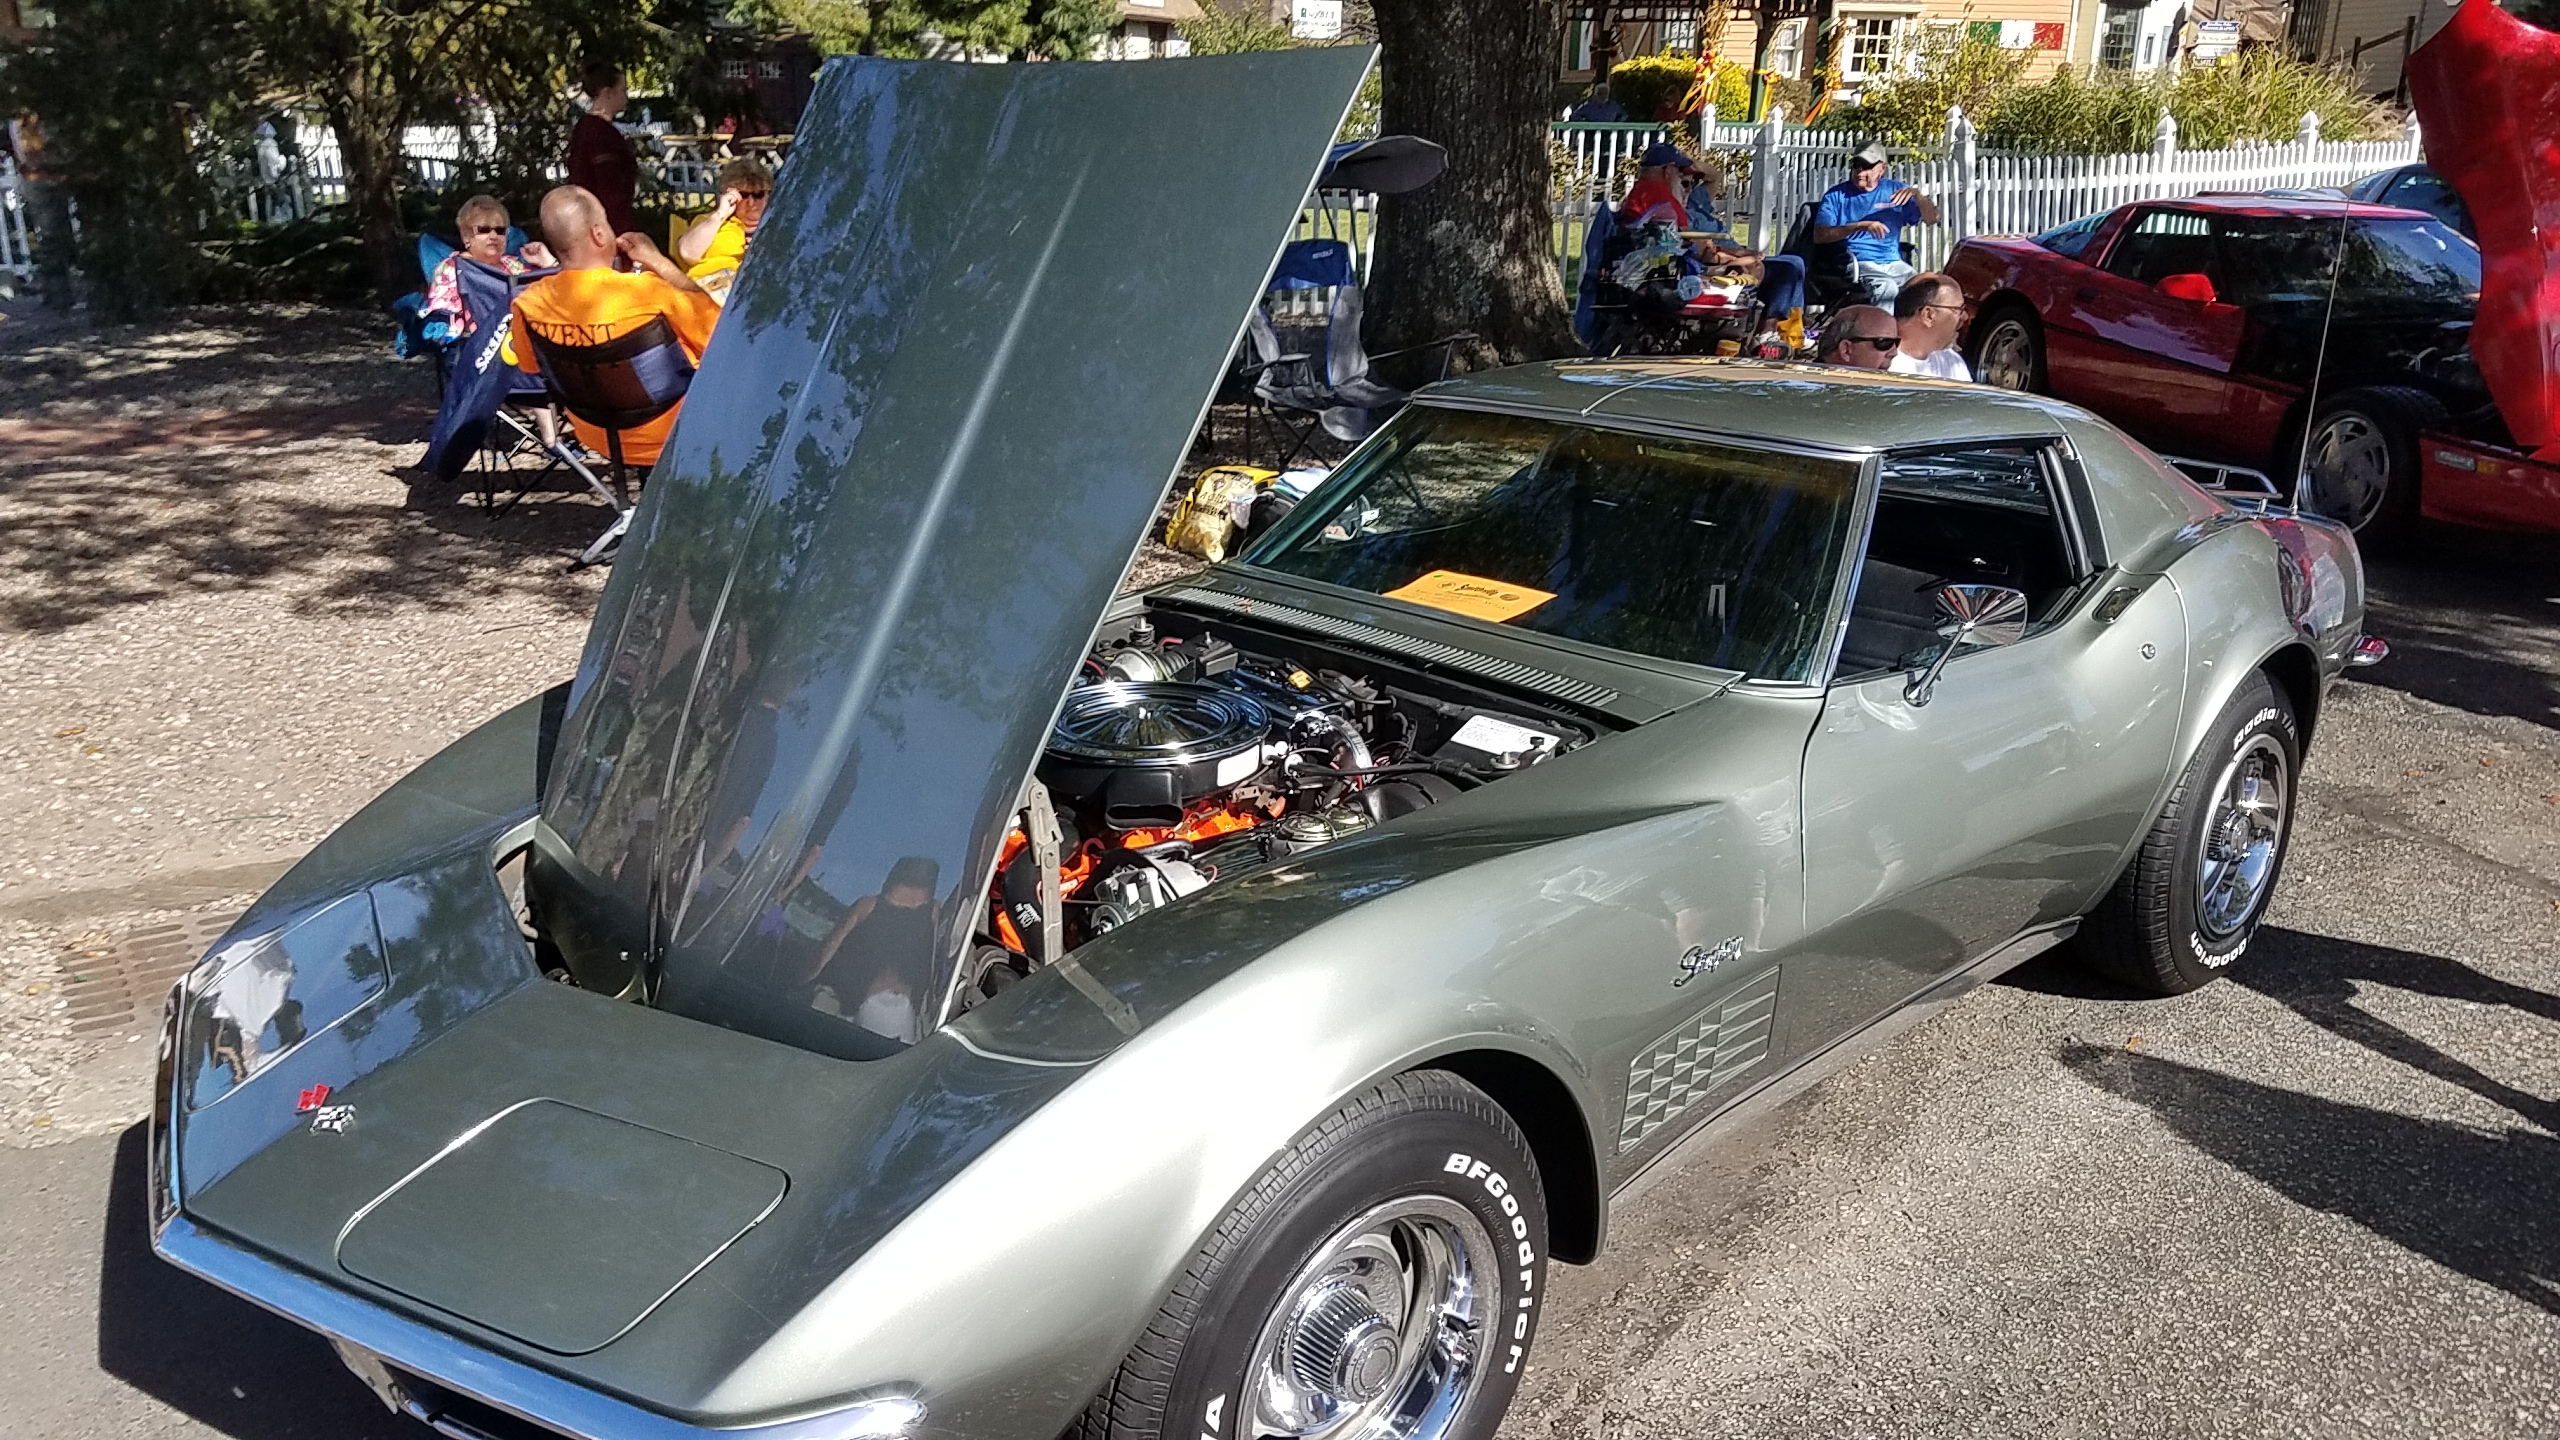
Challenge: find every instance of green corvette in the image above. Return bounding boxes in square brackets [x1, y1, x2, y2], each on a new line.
[152, 47, 2379, 1440]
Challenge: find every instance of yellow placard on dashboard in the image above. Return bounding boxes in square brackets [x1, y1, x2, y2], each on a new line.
[1384, 570, 1556, 623]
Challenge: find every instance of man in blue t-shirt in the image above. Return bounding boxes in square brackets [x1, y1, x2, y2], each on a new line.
[1811, 140, 1940, 306]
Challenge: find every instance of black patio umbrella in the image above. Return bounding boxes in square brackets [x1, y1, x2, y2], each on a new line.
[1317, 135, 1448, 195]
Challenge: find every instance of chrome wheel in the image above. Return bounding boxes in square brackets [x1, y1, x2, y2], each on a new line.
[1243, 1196, 1496, 1440]
[1975, 317, 2037, 391]
[2196, 734, 2289, 939]
[2301, 410, 2394, 530]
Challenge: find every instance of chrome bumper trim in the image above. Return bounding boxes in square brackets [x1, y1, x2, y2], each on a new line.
[2347, 634, 2389, 668]
[152, 1217, 921, 1440]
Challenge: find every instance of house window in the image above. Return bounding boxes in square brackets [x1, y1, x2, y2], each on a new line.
[1663, 16, 1700, 50]
[2099, 7, 2139, 68]
[1769, 19, 1805, 76]
[1844, 16, 1902, 78]
[1123, 23, 1152, 58]
[2138, 30, 2157, 65]
[757, 58, 783, 79]
[1566, 19, 1594, 71]
[721, 58, 750, 79]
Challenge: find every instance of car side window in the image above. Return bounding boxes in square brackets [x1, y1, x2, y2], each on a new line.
[1834, 445, 2081, 681]
[2382, 171, 2473, 235]
[2102, 208, 2217, 289]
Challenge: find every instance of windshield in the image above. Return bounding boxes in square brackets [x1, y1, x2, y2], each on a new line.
[1242, 407, 1862, 681]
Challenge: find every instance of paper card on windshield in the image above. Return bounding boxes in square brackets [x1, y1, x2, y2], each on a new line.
[1384, 570, 1556, 623]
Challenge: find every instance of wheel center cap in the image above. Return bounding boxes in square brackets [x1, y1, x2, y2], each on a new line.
[1337, 1323, 1399, 1402]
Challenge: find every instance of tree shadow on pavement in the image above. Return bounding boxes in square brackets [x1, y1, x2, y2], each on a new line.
[2060, 1041, 2560, 1318]
[0, 447, 603, 634]
[96, 1125, 411, 1440]
[2357, 528, 2560, 730]
[2056, 923, 2560, 1318]
[2229, 927, 2560, 1134]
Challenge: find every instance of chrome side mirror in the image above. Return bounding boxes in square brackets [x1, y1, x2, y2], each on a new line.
[1904, 583, 2030, 707]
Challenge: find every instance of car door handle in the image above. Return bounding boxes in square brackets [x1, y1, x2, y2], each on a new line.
[2073, 287, 2098, 302]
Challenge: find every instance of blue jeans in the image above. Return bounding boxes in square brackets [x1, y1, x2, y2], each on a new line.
[1853, 258, 1915, 307]
[1757, 253, 1806, 321]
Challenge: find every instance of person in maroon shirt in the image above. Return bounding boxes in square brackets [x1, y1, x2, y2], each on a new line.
[567, 62, 639, 236]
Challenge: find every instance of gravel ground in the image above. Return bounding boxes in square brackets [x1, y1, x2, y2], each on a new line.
[0, 301, 609, 1145]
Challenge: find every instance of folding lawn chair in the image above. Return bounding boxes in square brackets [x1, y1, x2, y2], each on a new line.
[418, 255, 609, 521]
[525, 318, 697, 567]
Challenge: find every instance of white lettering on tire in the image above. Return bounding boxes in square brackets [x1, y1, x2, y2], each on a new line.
[1445, 1151, 1541, 1374]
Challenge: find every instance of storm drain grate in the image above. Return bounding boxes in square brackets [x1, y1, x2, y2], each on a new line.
[57, 910, 242, 1038]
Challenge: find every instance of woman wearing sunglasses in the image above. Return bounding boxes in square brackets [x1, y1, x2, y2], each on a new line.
[675, 156, 775, 288]
[421, 194, 556, 339]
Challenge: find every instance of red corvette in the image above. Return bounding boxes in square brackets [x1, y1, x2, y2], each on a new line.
[1944, 193, 2559, 543]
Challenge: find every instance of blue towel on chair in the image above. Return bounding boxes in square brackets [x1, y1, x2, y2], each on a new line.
[422, 257, 555, 483]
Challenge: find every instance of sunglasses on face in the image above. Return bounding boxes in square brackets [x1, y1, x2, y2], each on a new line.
[466, 224, 508, 237]
[1846, 335, 1900, 352]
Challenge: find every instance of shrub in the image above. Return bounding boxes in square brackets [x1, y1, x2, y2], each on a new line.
[1832, 34, 2398, 152]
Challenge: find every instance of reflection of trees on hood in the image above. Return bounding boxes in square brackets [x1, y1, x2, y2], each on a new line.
[540, 53, 1350, 1027]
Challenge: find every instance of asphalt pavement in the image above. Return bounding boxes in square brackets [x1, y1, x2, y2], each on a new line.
[4, 532, 2555, 1440]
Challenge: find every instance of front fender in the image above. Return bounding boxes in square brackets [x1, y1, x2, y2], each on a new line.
[715, 805, 1730, 1440]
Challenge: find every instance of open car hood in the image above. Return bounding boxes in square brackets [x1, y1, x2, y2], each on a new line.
[2407, 0, 2560, 456]
[529, 50, 1375, 1058]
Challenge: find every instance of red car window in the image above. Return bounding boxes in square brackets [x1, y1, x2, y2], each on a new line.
[2103, 208, 2218, 288]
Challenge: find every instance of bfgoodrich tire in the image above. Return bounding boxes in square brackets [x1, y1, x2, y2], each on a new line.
[1072, 1071, 1548, 1440]
[2075, 671, 2301, 995]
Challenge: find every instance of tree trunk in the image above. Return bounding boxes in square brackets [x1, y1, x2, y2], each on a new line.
[327, 60, 412, 302]
[1368, 0, 1577, 369]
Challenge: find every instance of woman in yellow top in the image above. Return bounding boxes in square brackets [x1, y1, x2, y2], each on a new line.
[676, 156, 773, 282]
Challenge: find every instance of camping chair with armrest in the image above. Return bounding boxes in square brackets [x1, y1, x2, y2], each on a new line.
[1782, 199, 1923, 314]
[1241, 304, 1332, 469]
[418, 253, 587, 516]
[525, 317, 696, 567]
[1314, 283, 1473, 446]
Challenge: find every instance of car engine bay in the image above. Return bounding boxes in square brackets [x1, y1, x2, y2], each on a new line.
[961, 609, 1597, 1005]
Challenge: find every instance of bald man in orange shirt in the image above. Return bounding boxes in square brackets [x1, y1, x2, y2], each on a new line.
[511, 185, 724, 468]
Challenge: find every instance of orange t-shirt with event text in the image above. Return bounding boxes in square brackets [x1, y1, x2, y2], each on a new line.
[511, 268, 722, 467]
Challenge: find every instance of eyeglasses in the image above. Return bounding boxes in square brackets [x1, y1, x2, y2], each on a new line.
[465, 224, 509, 237]
[735, 191, 770, 202]
[1845, 335, 1900, 352]
[1921, 301, 1963, 316]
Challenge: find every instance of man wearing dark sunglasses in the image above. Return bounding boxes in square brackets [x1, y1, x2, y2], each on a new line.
[1816, 304, 1901, 371]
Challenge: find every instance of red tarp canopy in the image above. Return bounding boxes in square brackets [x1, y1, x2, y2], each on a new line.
[2407, 0, 2560, 458]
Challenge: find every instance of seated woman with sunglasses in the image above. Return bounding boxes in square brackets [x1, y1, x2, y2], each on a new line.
[675, 157, 774, 287]
[421, 194, 556, 340]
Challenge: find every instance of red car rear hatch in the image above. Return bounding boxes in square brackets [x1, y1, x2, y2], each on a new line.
[2408, 0, 2560, 459]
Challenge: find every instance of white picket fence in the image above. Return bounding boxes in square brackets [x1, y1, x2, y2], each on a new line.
[1552, 109, 2422, 276]
[0, 110, 2425, 296]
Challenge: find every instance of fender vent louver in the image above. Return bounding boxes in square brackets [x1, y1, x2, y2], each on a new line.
[1161, 586, 1621, 709]
[1620, 966, 1781, 1152]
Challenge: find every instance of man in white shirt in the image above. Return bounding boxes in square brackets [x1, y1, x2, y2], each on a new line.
[1888, 273, 1974, 381]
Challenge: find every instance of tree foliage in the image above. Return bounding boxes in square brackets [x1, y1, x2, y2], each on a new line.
[726, 0, 1115, 57]
[1827, 33, 2396, 151]
[0, 0, 258, 317]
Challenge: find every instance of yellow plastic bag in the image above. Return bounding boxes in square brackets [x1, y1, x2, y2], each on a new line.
[1165, 465, 1276, 562]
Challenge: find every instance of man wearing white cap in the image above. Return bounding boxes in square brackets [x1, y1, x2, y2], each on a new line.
[1810, 140, 1939, 306]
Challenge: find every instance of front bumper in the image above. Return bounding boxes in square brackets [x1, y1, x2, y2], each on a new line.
[151, 1216, 924, 1440]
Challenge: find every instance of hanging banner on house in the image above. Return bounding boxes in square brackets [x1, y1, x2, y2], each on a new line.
[2192, 19, 2241, 56]
[1969, 19, 2066, 49]
[1293, 0, 1342, 39]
